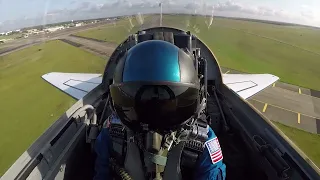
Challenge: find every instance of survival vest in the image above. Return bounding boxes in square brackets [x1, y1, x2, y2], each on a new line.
[107, 114, 209, 180]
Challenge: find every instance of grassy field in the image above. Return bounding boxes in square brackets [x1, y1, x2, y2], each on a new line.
[0, 40, 106, 176]
[211, 18, 320, 54]
[273, 121, 320, 168]
[75, 14, 320, 91]
[75, 17, 145, 44]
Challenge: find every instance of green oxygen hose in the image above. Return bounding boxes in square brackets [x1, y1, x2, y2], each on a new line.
[110, 158, 133, 180]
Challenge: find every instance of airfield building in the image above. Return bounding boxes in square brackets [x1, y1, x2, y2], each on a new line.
[44, 26, 65, 33]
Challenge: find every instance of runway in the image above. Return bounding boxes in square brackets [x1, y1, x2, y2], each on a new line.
[61, 35, 117, 57]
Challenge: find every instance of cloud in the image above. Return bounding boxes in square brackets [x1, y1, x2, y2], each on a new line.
[111, 0, 133, 8]
[300, 4, 315, 19]
[45, 9, 65, 16]
[184, 2, 201, 10]
[210, 1, 278, 17]
[181, 1, 320, 27]
[162, 0, 176, 6]
[208, 1, 301, 21]
[214, 1, 242, 11]
[184, 1, 260, 15]
[301, 11, 314, 18]
[257, 7, 275, 16]
[78, 2, 92, 10]
[1, 0, 320, 32]
[69, 1, 77, 5]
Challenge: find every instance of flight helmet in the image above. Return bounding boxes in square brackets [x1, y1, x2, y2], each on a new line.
[109, 40, 200, 132]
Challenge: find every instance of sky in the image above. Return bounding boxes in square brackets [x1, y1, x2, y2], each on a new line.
[1, 0, 320, 31]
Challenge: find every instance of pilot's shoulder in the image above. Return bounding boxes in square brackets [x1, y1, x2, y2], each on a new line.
[207, 126, 217, 140]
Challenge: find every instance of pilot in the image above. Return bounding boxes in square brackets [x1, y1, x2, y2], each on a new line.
[93, 40, 226, 180]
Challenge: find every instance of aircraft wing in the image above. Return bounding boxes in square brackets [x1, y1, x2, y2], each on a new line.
[42, 72, 102, 100]
[222, 74, 279, 99]
[42, 72, 279, 100]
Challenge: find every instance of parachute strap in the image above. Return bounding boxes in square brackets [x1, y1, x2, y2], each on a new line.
[109, 123, 125, 138]
[109, 121, 127, 164]
[184, 140, 205, 153]
[144, 151, 168, 166]
[181, 117, 209, 174]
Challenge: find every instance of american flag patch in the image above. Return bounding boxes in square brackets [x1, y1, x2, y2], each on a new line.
[205, 137, 223, 164]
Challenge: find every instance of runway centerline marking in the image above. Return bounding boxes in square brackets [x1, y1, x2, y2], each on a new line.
[251, 98, 319, 119]
[298, 113, 301, 124]
[299, 88, 302, 94]
[262, 103, 268, 113]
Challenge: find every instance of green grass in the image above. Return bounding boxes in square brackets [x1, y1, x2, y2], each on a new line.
[75, 15, 156, 44]
[211, 18, 320, 54]
[273, 121, 320, 168]
[0, 40, 106, 176]
[76, 24, 133, 44]
[162, 15, 320, 53]
[75, 14, 320, 90]
[75, 17, 143, 44]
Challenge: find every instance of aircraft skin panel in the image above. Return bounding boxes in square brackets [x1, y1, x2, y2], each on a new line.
[64, 79, 100, 92]
[41, 72, 102, 100]
[42, 72, 279, 100]
[223, 74, 279, 100]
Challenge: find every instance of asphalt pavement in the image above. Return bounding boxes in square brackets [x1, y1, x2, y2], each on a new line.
[62, 36, 117, 57]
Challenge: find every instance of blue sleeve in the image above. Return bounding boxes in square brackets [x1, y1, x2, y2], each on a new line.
[93, 128, 113, 180]
[194, 127, 226, 180]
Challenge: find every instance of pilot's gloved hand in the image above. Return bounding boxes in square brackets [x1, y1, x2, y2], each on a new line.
[93, 120, 113, 180]
[194, 127, 226, 180]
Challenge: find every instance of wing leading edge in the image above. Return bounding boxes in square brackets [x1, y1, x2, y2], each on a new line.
[42, 72, 279, 100]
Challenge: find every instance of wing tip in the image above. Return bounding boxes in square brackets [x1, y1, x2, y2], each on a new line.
[42, 72, 58, 79]
[266, 74, 280, 82]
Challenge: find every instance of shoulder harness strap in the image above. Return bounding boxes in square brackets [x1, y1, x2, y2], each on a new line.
[181, 116, 209, 179]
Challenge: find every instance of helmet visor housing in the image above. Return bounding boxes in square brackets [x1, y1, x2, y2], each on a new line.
[110, 40, 200, 132]
[110, 82, 199, 131]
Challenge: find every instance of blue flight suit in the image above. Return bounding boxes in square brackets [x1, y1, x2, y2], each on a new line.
[93, 116, 226, 180]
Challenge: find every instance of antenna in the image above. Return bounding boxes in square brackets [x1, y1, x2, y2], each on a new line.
[208, 9, 214, 29]
[159, 2, 162, 26]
